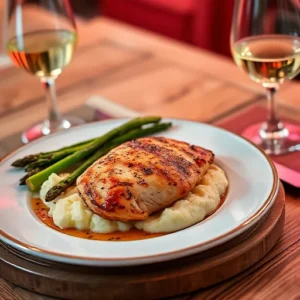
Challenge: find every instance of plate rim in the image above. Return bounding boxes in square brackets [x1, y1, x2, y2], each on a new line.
[0, 118, 279, 266]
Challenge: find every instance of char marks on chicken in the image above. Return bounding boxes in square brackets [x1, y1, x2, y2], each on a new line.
[77, 137, 214, 221]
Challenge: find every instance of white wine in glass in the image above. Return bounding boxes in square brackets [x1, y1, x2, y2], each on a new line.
[231, 0, 300, 155]
[233, 35, 300, 85]
[7, 30, 77, 78]
[6, 0, 83, 143]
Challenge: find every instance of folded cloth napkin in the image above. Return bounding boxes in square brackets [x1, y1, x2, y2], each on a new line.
[86, 96, 139, 118]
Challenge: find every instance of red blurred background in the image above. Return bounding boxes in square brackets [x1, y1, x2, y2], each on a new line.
[72, 0, 235, 58]
[101, 0, 235, 57]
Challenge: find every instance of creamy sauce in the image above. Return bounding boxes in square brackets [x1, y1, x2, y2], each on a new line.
[31, 190, 227, 241]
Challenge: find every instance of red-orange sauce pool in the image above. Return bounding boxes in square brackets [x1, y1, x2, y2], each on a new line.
[31, 198, 164, 241]
[31, 190, 227, 241]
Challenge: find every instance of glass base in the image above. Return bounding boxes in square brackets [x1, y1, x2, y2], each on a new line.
[21, 116, 85, 144]
[242, 122, 300, 155]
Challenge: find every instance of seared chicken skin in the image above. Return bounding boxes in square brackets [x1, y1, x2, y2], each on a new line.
[77, 137, 214, 221]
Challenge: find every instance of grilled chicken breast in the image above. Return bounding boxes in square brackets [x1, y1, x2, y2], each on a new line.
[77, 137, 214, 221]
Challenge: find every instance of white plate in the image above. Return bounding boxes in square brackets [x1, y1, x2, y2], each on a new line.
[0, 119, 279, 266]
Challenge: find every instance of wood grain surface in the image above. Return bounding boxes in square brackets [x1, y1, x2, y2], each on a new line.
[0, 12, 300, 300]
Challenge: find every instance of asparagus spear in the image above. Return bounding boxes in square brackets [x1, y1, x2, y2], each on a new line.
[24, 143, 91, 171]
[26, 116, 161, 191]
[45, 122, 172, 201]
[13, 117, 161, 168]
[11, 155, 41, 168]
[19, 168, 44, 185]
[40, 137, 95, 155]
[11, 138, 96, 167]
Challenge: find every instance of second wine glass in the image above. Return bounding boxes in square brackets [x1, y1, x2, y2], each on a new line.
[231, 0, 300, 155]
[6, 0, 84, 143]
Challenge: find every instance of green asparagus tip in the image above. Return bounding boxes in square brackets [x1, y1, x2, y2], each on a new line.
[11, 155, 39, 167]
[45, 184, 64, 202]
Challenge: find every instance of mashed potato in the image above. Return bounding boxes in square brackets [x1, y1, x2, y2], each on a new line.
[40, 165, 228, 234]
[39, 174, 132, 233]
[52, 193, 92, 230]
[135, 165, 228, 233]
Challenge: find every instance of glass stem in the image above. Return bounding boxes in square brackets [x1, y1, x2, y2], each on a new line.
[41, 77, 63, 127]
[259, 86, 288, 141]
[265, 86, 281, 133]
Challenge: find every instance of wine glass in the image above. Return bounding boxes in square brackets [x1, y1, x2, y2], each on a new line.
[6, 0, 84, 143]
[231, 0, 300, 155]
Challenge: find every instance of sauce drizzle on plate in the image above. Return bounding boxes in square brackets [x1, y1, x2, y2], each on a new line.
[31, 189, 227, 241]
[31, 198, 164, 241]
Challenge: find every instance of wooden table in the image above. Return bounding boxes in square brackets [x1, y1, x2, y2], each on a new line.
[0, 16, 299, 300]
